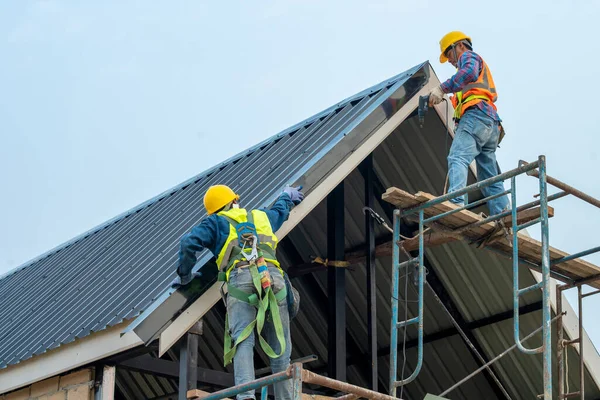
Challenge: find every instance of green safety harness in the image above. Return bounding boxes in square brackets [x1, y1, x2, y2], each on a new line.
[452, 92, 490, 120]
[453, 92, 506, 145]
[218, 212, 287, 366]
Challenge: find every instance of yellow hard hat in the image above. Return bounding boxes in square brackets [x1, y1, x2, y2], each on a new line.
[203, 185, 240, 215]
[439, 31, 472, 63]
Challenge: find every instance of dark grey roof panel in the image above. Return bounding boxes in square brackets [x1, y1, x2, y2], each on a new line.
[0, 62, 427, 368]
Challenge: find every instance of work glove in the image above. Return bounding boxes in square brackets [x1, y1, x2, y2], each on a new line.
[283, 185, 304, 205]
[428, 86, 444, 106]
[170, 271, 202, 289]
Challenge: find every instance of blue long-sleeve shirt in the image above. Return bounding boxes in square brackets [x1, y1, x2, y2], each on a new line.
[440, 50, 500, 121]
[177, 193, 295, 280]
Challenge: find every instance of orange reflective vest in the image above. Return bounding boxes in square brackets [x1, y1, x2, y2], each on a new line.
[451, 60, 498, 120]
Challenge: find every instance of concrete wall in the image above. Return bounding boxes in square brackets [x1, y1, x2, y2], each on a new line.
[0, 369, 93, 400]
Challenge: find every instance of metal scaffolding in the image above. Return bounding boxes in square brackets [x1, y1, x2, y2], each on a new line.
[187, 362, 397, 400]
[388, 155, 600, 400]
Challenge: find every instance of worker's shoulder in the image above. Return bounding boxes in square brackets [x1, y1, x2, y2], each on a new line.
[460, 49, 483, 61]
[200, 213, 224, 226]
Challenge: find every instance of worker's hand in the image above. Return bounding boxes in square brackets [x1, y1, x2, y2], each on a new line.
[170, 271, 202, 289]
[283, 185, 304, 205]
[428, 86, 444, 106]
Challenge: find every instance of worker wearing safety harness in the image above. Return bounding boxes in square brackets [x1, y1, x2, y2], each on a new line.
[428, 31, 510, 216]
[175, 184, 304, 400]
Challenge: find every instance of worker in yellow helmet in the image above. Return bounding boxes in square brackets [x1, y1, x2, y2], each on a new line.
[428, 31, 509, 215]
[174, 184, 304, 400]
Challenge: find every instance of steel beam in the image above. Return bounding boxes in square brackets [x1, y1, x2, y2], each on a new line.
[360, 154, 378, 391]
[178, 323, 202, 400]
[327, 182, 346, 381]
[119, 354, 234, 387]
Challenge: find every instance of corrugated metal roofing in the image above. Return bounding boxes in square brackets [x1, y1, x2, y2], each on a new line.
[0, 62, 426, 369]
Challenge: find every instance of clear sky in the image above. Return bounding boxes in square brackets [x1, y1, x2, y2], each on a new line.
[2, 1, 600, 352]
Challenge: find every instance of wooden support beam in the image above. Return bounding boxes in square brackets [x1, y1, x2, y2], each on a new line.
[187, 389, 340, 400]
[187, 389, 232, 400]
[342, 206, 552, 265]
[345, 241, 393, 266]
[327, 183, 346, 382]
[119, 354, 232, 388]
[101, 365, 115, 400]
[179, 322, 202, 400]
[360, 154, 378, 392]
[401, 205, 553, 252]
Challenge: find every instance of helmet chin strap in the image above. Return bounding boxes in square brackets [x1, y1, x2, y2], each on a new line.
[222, 201, 239, 212]
[451, 44, 459, 67]
[451, 40, 472, 66]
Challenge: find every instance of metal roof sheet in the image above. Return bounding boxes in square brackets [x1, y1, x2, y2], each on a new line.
[0, 63, 426, 369]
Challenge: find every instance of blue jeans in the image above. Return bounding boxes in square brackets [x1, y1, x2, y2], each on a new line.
[227, 266, 292, 400]
[447, 108, 510, 216]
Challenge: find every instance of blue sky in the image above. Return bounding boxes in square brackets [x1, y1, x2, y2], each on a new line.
[1, 1, 600, 350]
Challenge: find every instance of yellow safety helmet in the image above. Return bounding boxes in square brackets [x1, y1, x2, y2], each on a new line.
[439, 31, 472, 63]
[203, 185, 240, 215]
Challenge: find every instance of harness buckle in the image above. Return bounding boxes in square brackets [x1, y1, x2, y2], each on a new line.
[240, 233, 259, 262]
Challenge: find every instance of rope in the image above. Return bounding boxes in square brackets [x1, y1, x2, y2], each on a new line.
[310, 256, 350, 268]
[471, 217, 511, 249]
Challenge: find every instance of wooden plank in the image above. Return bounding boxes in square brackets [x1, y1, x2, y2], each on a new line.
[187, 389, 337, 400]
[101, 365, 116, 400]
[382, 188, 600, 288]
[402, 206, 553, 252]
[345, 241, 393, 265]
[414, 192, 498, 232]
[343, 206, 552, 263]
[188, 389, 231, 400]
[381, 187, 421, 208]
[301, 395, 340, 400]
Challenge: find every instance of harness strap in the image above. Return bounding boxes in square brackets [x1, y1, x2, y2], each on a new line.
[453, 93, 490, 120]
[223, 264, 287, 366]
[220, 212, 277, 275]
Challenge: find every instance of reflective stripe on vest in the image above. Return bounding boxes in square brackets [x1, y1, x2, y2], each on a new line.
[215, 208, 281, 280]
[451, 60, 498, 120]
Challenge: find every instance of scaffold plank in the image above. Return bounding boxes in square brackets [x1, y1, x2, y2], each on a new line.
[382, 188, 600, 288]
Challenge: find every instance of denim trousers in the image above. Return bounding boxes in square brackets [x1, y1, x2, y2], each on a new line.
[227, 266, 292, 400]
[447, 108, 510, 216]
